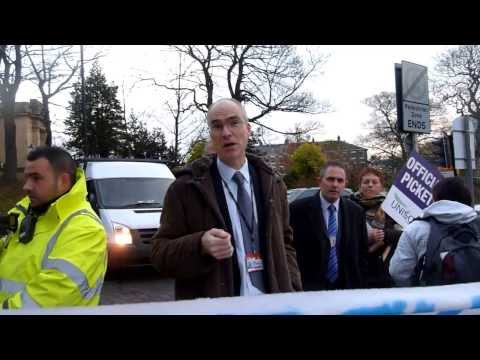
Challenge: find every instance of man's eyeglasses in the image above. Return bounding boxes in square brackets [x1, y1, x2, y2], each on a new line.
[209, 119, 245, 134]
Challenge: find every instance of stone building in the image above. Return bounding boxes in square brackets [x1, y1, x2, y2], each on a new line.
[0, 99, 46, 169]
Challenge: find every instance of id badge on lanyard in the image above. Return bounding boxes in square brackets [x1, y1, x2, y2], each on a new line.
[246, 251, 264, 272]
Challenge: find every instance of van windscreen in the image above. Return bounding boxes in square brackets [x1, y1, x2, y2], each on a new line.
[95, 178, 174, 209]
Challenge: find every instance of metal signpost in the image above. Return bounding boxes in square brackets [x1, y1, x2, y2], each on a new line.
[452, 115, 477, 203]
[395, 61, 431, 154]
[395, 61, 476, 202]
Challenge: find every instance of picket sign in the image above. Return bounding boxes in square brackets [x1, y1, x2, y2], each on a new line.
[4, 282, 480, 315]
[382, 150, 444, 228]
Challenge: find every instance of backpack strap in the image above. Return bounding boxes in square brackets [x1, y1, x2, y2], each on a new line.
[410, 216, 445, 286]
[468, 216, 480, 239]
[409, 217, 431, 285]
[421, 217, 445, 284]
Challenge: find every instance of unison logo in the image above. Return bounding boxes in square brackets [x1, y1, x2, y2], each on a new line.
[391, 193, 415, 224]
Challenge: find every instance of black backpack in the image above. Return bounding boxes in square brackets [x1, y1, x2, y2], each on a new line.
[413, 216, 480, 286]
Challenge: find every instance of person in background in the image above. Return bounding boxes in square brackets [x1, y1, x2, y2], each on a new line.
[290, 161, 368, 291]
[350, 167, 402, 288]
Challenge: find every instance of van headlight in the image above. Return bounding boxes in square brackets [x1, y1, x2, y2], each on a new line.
[112, 222, 133, 245]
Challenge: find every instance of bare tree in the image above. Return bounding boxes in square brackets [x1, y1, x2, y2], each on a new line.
[358, 91, 447, 165]
[285, 121, 323, 143]
[359, 92, 409, 162]
[433, 45, 480, 163]
[171, 45, 330, 136]
[137, 52, 206, 165]
[165, 54, 205, 165]
[0, 45, 22, 182]
[24, 45, 104, 146]
[172, 45, 222, 114]
[24, 45, 78, 146]
[433, 45, 480, 119]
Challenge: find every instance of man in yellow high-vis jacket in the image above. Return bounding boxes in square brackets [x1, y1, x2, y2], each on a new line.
[0, 146, 107, 309]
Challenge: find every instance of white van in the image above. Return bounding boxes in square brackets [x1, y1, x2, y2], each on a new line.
[81, 159, 175, 271]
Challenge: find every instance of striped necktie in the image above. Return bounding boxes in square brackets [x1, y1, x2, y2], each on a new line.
[326, 204, 338, 284]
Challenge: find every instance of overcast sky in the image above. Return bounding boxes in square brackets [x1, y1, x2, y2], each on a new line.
[16, 45, 457, 149]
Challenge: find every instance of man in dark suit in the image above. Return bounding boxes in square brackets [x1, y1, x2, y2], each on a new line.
[290, 161, 368, 291]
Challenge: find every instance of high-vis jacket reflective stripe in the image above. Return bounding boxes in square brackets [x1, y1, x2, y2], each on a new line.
[0, 278, 23, 293]
[41, 209, 105, 300]
[0, 168, 107, 309]
[0, 210, 105, 307]
[15, 204, 27, 215]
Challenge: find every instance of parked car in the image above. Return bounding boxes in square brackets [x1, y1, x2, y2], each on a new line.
[342, 188, 354, 197]
[80, 159, 175, 271]
[287, 187, 354, 203]
[287, 188, 307, 203]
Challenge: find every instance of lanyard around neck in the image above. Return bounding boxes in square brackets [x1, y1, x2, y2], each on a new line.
[221, 176, 257, 245]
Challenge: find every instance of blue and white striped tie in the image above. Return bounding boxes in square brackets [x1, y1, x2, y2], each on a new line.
[326, 204, 338, 284]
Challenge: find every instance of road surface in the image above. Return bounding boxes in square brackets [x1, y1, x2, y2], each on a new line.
[100, 266, 175, 305]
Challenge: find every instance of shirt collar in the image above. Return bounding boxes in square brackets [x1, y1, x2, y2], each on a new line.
[319, 192, 340, 212]
[217, 157, 250, 184]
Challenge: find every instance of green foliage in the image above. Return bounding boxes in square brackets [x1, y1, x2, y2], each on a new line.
[283, 171, 299, 189]
[64, 63, 126, 157]
[186, 140, 207, 164]
[286, 143, 326, 187]
[120, 113, 169, 160]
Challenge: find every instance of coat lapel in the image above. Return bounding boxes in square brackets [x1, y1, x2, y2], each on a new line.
[248, 155, 273, 244]
[338, 197, 347, 249]
[309, 193, 335, 275]
[310, 193, 328, 238]
[189, 157, 227, 230]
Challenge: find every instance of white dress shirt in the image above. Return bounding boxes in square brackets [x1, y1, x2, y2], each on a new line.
[319, 192, 340, 247]
[217, 157, 264, 296]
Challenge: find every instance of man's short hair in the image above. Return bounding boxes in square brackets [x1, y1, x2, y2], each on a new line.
[27, 146, 77, 185]
[432, 177, 472, 206]
[207, 98, 249, 125]
[319, 161, 346, 178]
